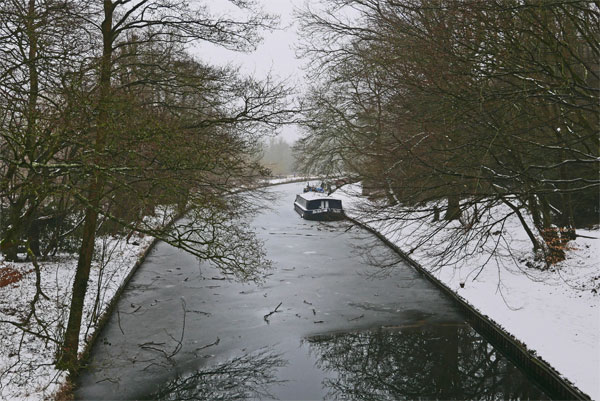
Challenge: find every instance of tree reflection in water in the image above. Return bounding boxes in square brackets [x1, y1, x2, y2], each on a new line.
[307, 325, 548, 400]
[147, 349, 286, 400]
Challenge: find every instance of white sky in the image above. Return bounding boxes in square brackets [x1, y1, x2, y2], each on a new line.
[191, 0, 307, 143]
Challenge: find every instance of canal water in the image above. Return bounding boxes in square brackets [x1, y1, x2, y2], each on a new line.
[75, 182, 548, 400]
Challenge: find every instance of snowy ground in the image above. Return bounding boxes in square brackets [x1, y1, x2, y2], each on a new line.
[0, 234, 154, 400]
[0, 206, 178, 400]
[336, 184, 600, 400]
[258, 174, 318, 185]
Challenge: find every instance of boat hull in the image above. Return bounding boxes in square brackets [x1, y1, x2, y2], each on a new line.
[294, 204, 345, 221]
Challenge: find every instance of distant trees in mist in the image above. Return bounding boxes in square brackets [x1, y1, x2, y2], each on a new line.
[260, 137, 297, 176]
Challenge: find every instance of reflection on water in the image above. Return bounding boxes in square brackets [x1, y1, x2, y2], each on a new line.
[306, 326, 548, 401]
[146, 350, 286, 400]
[147, 326, 548, 401]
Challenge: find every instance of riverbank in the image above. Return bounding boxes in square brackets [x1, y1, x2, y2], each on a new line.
[0, 176, 310, 400]
[336, 184, 599, 400]
[0, 234, 155, 400]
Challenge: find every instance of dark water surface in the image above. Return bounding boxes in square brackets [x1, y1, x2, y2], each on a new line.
[76, 182, 548, 400]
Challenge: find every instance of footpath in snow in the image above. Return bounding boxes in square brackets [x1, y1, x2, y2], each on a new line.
[336, 184, 599, 400]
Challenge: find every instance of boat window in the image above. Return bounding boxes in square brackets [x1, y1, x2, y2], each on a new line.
[305, 199, 342, 210]
[296, 196, 307, 207]
[306, 200, 320, 210]
[329, 199, 342, 209]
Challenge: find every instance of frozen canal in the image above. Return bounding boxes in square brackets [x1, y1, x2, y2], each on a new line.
[76, 182, 548, 400]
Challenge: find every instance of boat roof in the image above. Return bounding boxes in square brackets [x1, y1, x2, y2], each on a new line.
[297, 192, 341, 201]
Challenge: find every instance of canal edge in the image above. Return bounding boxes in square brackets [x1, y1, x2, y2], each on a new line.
[74, 235, 161, 376]
[346, 215, 591, 401]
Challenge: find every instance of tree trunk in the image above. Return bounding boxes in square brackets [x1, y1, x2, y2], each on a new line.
[57, 0, 114, 374]
[27, 217, 41, 257]
[527, 195, 543, 231]
[539, 195, 565, 264]
[1, 198, 27, 261]
[56, 205, 99, 372]
[559, 192, 576, 241]
[501, 197, 543, 253]
[1, 197, 39, 261]
[558, 156, 576, 240]
[444, 194, 461, 221]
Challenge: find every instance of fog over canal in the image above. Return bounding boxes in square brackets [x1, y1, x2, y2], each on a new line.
[76, 182, 548, 400]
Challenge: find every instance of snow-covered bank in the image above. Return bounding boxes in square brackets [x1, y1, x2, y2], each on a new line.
[0, 206, 178, 400]
[259, 175, 318, 186]
[0, 235, 154, 400]
[337, 184, 599, 400]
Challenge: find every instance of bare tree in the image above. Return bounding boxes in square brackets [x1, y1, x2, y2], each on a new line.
[0, 0, 90, 260]
[296, 0, 599, 267]
[1, 0, 296, 380]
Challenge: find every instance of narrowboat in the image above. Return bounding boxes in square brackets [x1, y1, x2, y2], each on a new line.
[294, 192, 344, 221]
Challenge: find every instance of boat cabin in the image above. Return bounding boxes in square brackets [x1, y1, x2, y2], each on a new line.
[294, 192, 344, 221]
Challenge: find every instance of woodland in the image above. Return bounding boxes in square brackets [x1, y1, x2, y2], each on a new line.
[0, 0, 292, 376]
[295, 0, 599, 267]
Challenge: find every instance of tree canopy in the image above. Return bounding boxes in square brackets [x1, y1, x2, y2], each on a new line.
[295, 0, 599, 266]
[0, 0, 294, 375]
